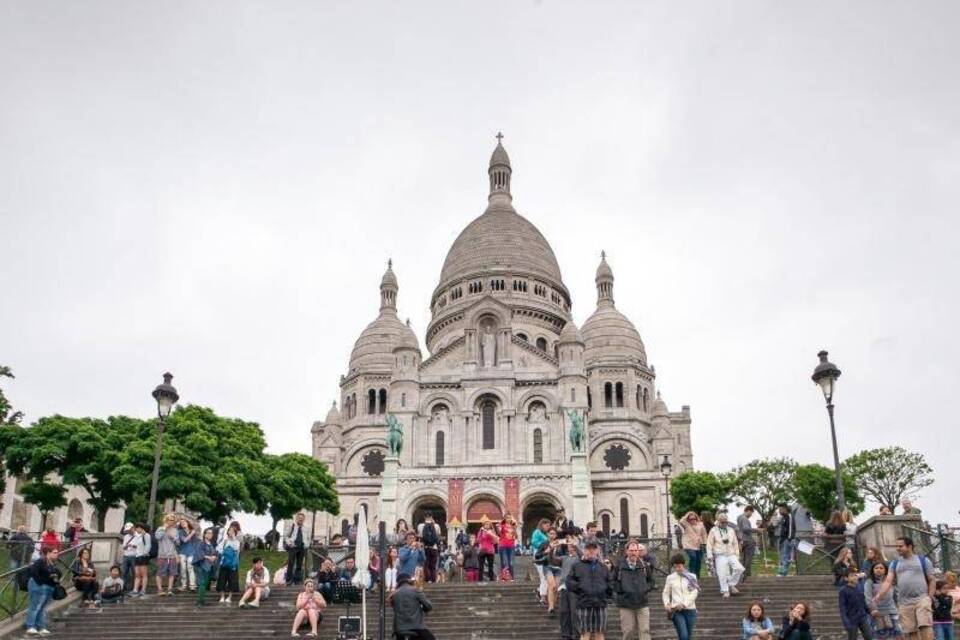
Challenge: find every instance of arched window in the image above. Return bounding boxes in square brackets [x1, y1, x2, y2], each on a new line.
[401, 392, 406, 408]
[636, 385, 641, 409]
[587, 386, 592, 409]
[640, 513, 649, 539]
[516, 333, 528, 342]
[601, 513, 611, 536]
[619, 497, 630, 536]
[368, 389, 376, 415]
[570, 387, 576, 402]
[341, 519, 349, 536]
[378, 388, 387, 414]
[554, 343, 559, 359]
[435, 431, 445, 466]
[533, 428, 543, 463]
[615, 382, 624, 408]
[482, 401, 496, 449]
[604, 382, 613, 408]
[352, 394, 357, 418]
[642, 388, 649, 412]
[536, 337, 548, 351]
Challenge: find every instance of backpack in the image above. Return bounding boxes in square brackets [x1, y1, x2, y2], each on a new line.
[421, 523, 439, 547]
[534, 540, 551, 566]
[148, 532, 159, 560]
[889, 555, 932, 580]
[221, 544, 239, 570]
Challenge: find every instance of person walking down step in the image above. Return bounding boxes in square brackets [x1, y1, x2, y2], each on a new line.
[864, 562, 902, 638]
[736, 506, 758, 582]
[390, 573, 435, 640]
[706, 511, 743, 598]
[678, 512, 707, 578]
[741, 600, 774, 640]
[24, 546, 61, 636]
[872, 536, 936, 640]
[216, 524, 241, 605]
[291, 578, 327, 638]
[662, 554, 700, 640]
[839, 569, 874, 639]
[477, 516, 499, 582]
[531, 519, 551, 605]
[418, 513, 442, 584]
[779, 602, 813, 640]
[498, 514, 518, 580]
[612, 539, 654, 640]
[932, 580, 954, 640]
[557, 537, 582, 640]
[399, 532, 426, 582]
[568, 541, 610, 640]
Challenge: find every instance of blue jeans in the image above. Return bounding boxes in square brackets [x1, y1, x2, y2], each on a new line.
[778, 539, 796, 576]
[25, 579, 54, 631]
[671, 609, 697, 640]
[685, 549, 703, 577]
[499, 546, 515, 577]
[934, 623, 955, 640]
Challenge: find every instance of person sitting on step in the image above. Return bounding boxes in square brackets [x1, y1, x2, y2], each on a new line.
[238, 556, 271, 608]
[100, 565, 124, 604]
[290, 578, 326, 638]
[779, 602, 813, 640]
[741, 600, 774, 640]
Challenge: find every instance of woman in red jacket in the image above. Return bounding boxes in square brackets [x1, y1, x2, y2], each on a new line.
[498, 515, 518, 581]
[477, 517, 500, 582]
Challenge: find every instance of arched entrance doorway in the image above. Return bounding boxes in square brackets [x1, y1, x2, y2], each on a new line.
[465, 497, 503, 534]
[411, 499, 448, 539]
[522, 496, 558, 545]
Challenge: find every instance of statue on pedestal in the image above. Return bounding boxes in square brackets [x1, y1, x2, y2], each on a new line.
[386, 413, 404, 457]
[567, 409, 585, 453]
[481, 326, 496, 367]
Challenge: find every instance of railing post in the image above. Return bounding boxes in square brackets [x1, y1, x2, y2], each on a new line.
[940, 526, 952, 573]
[378, 520, 386, 640]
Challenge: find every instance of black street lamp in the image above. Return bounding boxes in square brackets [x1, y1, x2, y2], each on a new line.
[148, 373, 179, 528]
[660, 454, 674, 553]
[811, 351, 845, 512]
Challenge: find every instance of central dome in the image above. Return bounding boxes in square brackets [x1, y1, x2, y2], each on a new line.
[439, 204, 564, 286]
[438, 139, 564, 288]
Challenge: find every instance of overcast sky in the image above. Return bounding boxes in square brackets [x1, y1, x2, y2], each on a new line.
[2, 1, 958, 532]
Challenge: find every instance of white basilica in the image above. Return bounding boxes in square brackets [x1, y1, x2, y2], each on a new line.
[310, 139, 694, 542]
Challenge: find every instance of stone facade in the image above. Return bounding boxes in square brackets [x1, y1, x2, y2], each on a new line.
[310, 139, 693, 542]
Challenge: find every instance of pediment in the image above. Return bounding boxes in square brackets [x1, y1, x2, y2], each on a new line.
[420, 337, 466, 373]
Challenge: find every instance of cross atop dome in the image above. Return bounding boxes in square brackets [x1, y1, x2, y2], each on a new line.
[496, 131, 504, 142]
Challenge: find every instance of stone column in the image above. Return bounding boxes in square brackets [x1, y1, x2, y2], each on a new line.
[378, 456, 401, 527]
[504, 478, 520, 518]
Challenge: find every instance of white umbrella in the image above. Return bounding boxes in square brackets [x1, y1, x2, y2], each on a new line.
[351, 509, 371, 638]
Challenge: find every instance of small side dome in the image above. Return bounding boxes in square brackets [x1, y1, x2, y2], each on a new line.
[559, 318, 584, 345]
[394, 318, 421, 352]
[651, 391, 669, 417]
[325, 401, 342, 426]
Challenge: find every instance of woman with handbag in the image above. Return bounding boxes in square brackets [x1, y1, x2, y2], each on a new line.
[662, 554, 700, 640]
[71, 547, 100, 608]
[25, 546, 63, 635]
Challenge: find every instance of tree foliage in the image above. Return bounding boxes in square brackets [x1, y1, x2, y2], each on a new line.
[669, 471, 730, 518]
[793, 463, 863, 522]
[727, 457, 799, 524]
[0, 365, 23, 426]
[20, 481, 67, 529]
[4, 415, 137, 530]
[843, 447, 934, 511]
[259, 453, 340, 531]
[114, 405, 269, 525]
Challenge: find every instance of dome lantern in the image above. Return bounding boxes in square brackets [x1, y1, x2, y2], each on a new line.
[595, 251, 614, 307]
[488, 131, 512, 204]
[380, 259, 398, 312]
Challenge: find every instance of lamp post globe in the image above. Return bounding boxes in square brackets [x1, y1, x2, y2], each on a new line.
[811, 351, 846, 512]
[147, 372, 179, 528]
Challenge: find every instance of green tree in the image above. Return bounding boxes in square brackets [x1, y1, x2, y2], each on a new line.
[793, 463, 863, 522]
[0, 365, 24, 426]
[727, 457, 799, 524]
[114, 405, 268, 525]
[843, 447, 934, 512]
[258, 452, 340, 535]
[669, 471, 730, 518]
[20, 481, 67, 529]
[4, 415, 139, 531]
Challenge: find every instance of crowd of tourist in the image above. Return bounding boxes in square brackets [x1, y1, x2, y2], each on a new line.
[7, 496, 959, 640]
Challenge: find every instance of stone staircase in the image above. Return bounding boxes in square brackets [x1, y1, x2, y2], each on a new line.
[37, 574, 847, 640]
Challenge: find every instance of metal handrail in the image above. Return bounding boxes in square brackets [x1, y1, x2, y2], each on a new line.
[0, 539, 94, 621]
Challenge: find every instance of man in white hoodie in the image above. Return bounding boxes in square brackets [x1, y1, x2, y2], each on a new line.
[705, 511, 743, 598]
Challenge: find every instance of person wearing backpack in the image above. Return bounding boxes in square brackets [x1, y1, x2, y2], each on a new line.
[612, 539, 655, 640]
[872, 536, 936, 640]
[216, 524, 241, 605]
[417, 513, 441, 584]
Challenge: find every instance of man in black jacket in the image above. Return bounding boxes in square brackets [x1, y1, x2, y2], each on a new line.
[775, 503, 796, 577]
[390, 573, 434, 640]
[612, 540, 654, 640]
[567, 541, 610, 640]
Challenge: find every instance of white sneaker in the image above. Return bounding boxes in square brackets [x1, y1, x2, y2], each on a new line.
[25, 630, 39, 636]
[39, 631, 52, 636]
